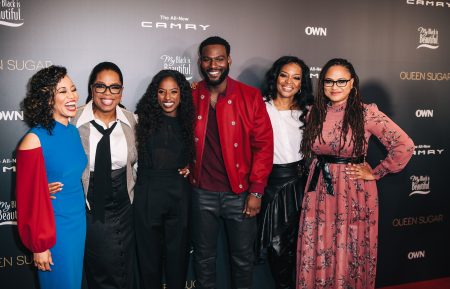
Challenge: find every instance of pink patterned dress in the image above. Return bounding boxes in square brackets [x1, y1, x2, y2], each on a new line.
[296, 102, 414, 289]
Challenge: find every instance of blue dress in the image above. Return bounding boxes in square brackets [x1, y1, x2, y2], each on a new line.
[31, 121, 87, 289]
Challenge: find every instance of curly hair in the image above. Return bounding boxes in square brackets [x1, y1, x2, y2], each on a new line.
[301, 58, 366, 158]
[22, 65, 67, 134]
[263, 56, 314, 128]
[135, 69, 195, 165]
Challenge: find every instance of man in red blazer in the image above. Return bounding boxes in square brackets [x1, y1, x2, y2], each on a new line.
[190, 36, 274, 289]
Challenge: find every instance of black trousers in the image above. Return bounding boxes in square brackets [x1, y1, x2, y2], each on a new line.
[85, 167, 135, 289]
[134, 169, 191, 289]
[191, 188, 257, 289]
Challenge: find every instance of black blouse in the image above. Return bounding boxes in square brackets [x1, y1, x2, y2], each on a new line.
[144, 114, 186, 170]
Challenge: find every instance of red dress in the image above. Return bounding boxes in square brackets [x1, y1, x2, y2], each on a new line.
[296, 103, 414, 289]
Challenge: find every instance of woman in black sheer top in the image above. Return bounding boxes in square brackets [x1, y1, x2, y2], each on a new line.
[134, 69, 195, 289]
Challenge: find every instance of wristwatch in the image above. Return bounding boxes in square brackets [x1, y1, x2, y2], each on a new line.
[250, 192, 263, 199]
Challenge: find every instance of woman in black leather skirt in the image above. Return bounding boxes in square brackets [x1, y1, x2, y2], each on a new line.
[257, 56, 313, 289]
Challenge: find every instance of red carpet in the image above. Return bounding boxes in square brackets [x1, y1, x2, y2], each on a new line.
[378, 277, 450, 289]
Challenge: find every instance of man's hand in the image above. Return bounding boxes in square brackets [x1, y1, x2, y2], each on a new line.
[178, 166, 190, 178]
[243, 194, 261, 217]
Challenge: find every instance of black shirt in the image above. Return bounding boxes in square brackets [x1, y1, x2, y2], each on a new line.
[144, 114, 186, 169]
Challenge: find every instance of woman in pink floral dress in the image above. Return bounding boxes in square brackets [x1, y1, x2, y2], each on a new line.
[296, 58, 414, 289]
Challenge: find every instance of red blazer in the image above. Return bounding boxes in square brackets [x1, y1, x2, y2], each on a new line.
[191, 77, 273, 194]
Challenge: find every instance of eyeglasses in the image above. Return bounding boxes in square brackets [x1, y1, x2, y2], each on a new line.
[92, 83, 123, 94]
[324, 79, 352, 87]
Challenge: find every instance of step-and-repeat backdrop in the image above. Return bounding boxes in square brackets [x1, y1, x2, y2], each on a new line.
[1, 0, 449, 288]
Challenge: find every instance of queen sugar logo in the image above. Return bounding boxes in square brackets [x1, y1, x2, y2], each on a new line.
[0, 200, 17, 226]
[0, 0, 23, 27]
[409, 175, 431, 196]
[417, 27, 439, 49]
[160, 55, 193, 81]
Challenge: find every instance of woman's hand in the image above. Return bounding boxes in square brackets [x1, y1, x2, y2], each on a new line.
[178, 167, 190, 178]
[345, 162, 376, 181]
[48, 182, 63, 199]
[34, 250, 53, 271]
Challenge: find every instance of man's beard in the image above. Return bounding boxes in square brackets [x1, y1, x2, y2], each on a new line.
[200, 66, 230, 87]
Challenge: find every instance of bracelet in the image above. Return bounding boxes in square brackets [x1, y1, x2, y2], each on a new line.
[250, 192, 263, 199]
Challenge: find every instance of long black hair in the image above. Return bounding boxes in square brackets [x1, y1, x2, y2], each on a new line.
[263, 56, 314, 127]
[135, 69, 195, 164]
[301, 58, 366, 158]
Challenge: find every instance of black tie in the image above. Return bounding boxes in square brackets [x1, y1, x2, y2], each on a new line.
[90, 120, 118, 222]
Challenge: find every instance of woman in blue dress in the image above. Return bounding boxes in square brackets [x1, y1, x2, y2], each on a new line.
[16, 65, 87, 289]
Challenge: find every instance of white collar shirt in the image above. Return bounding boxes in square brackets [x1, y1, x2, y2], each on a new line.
[76, 101, 130, 171]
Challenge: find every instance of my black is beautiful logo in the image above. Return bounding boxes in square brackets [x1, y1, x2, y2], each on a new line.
[409, 175, 431, 196]
[417, 27, 439, 49]
[0, 0, 23, 27]
[0, 200, 17, 226]
[160, 55, 193, 81]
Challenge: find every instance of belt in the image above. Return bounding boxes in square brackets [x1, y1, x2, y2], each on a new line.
[270, 161, 301, 179]
[307, 155, 364, 196]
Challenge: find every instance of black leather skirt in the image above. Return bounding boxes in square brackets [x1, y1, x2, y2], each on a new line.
[256, 161, 305, 256]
